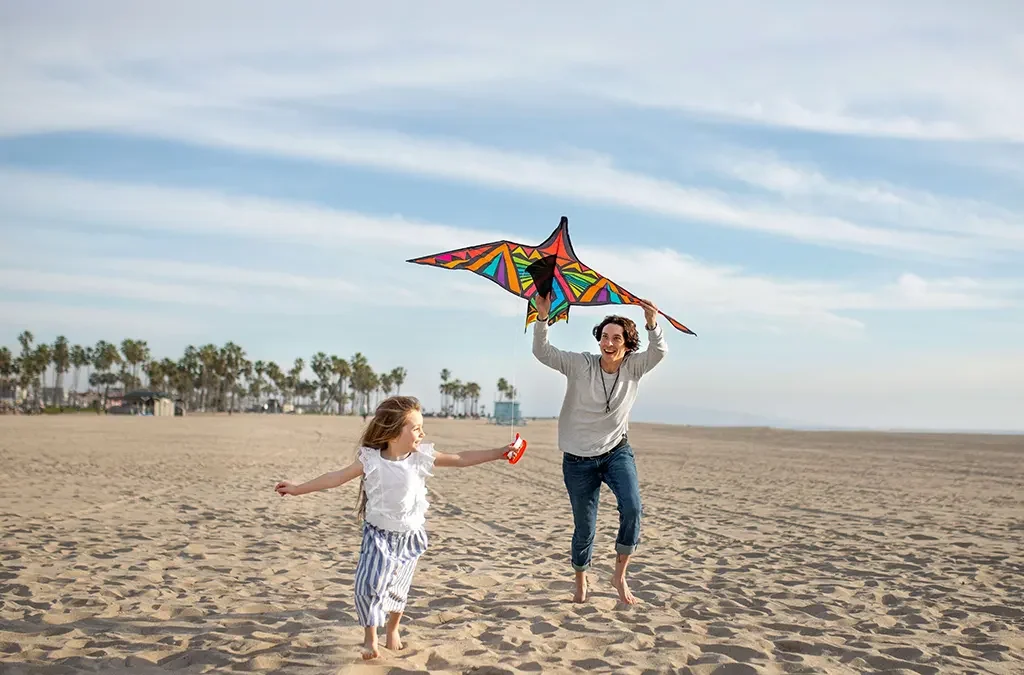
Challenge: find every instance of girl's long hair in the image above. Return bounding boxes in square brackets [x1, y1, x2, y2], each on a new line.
[355, 395, 422, 520]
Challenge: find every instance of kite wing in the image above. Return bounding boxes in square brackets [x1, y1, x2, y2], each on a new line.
[407, 216, 696, 336]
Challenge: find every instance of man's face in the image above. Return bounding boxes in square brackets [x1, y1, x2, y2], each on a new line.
[599, 322, 627, 361]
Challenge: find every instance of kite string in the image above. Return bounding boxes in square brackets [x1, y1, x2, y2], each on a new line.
[510, 318, 517, 442]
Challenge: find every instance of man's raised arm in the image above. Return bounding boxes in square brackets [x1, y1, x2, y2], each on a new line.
[533, 320, 585, 376]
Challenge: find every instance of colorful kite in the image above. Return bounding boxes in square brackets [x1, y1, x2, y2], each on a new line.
[407, 216, 696, 335]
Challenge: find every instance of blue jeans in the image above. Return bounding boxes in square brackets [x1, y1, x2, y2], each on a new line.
[561, 441, 642, 571]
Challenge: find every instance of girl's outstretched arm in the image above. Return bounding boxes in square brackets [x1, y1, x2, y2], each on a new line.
[276, 460, 363, 496]
[434, 442, 517, 468]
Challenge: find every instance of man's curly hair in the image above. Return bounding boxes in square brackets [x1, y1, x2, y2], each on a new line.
[592, 315, 641, 354]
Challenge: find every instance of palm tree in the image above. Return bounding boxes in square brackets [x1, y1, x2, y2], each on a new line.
[93, 340, 122, 408]
[350, 353, 372, 415]
[120, 339, 150, 387]
[252, 360, 267, 408]
[450, 379, 464, 415]
[70, 344, 89, 405]
[221, 342, 247, 413]
[466, 381, 481, 416]
[51, 336, 70, 408]
[34, 343, 52, 406]
[145, 360, 164, 392]
[390, 366, 406, 395]
[0, 346, 15, 398]
[439, 368, 451, 414]
[288, 358, 304, 407]
[332, 356, 351, 414]
[311, 352, 333, 413]
[266, 361, 284, 407]
[197, 344, 219, 410]
[4, 330, 432, 418]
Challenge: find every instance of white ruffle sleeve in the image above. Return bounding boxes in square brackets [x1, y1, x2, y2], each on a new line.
[357, 446, 383, 505]
[415, 442, 436, 477]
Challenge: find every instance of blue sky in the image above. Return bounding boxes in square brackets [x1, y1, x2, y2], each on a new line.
[1, 1, 1022, 431]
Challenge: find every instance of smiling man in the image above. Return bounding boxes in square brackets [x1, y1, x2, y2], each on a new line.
[531, 292, 668, 605]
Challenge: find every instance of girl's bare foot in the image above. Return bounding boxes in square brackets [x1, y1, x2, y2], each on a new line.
[385, 631, 404, 651]
[573, 572, 588, 603]
[385, 611, 405, 651]
[362, 627, 379, 660]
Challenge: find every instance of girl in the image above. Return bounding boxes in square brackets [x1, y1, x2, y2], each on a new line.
[274, 395, 524, 661]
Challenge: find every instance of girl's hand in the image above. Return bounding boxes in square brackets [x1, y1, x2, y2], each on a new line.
[275, 480, 298, 496]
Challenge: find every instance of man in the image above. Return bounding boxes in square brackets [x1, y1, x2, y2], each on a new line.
[531, 292, 668, 605]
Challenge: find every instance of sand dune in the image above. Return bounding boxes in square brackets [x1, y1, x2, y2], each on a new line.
[1, 414, 1021, 674]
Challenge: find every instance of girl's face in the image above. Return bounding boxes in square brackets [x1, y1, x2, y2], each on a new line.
[391, 409, 425, 454]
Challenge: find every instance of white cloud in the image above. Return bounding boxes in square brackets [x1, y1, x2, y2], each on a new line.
[0, 1, 1021, 142]
[146, 118, 1001, 259]
[0, 116, 993, 260]
[99, 258, 359, 295]
[717, 151, 1024, 248]
[0, 167, 497, 255]
[0, 268, 246, 309]
[1, 4, 1020, 261]
[1, 171, 1019, 335]
[0, 300, 204, 339]
[580, 246, 1023, 332]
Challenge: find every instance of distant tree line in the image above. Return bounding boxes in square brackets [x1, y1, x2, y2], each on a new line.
[1, 331, 520, 415]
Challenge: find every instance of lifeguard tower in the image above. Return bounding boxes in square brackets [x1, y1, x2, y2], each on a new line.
[492, 400, 526, 426]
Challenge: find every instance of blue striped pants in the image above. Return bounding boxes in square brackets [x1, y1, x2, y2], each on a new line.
[354, 522, 429, 627]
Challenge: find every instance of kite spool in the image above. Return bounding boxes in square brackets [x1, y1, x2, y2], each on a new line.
[506, 432, 527, 464]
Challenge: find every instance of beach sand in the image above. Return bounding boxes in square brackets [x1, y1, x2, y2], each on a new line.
[1, 414, 1022, 674]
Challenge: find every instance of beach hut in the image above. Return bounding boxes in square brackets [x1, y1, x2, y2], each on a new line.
[123, 390, 176, 416]
[492, 400, 526, 426]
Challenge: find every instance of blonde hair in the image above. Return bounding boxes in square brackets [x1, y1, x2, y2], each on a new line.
[355, 395, 422, 520]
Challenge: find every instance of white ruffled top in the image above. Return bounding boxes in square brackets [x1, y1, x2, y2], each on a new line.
[358, 442, 436, 532]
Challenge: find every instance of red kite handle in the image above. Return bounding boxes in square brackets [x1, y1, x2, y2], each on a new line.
[506, 433, 527, 464]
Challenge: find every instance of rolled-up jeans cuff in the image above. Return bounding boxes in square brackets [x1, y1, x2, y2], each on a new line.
[572, 562, 590, 572]
[615, 542, 637, 556]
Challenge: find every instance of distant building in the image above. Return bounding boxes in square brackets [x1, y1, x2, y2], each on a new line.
[41, 387, 66, 406]
[121, 390, 176, 416]
[492, 400, 526, 426]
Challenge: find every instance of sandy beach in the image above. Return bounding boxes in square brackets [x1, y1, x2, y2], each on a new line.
[1, 414, 1021, 674]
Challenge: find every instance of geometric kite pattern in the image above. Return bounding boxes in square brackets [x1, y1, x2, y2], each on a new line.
[407, 216, 696, 335]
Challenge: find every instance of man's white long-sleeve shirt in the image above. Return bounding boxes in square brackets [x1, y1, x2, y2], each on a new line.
[532, 320, 668, 457]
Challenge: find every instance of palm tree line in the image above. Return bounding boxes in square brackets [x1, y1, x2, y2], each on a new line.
[1, 331, 518, 416]
[0, 331, 407, 414]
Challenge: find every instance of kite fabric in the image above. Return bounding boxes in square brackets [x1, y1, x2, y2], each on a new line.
[406, 216, 696, 336]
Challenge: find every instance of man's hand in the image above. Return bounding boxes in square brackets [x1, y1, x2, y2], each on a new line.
[638, 298, 658, 328]
[534, 292, 552, 320]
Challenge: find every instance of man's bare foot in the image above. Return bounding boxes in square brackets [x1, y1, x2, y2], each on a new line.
[611, 575, 640, 605]
[362, 627, 379, 660]
[573, 572, 588, 603]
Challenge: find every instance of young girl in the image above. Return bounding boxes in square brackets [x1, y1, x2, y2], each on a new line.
[274, 395, 524, 660]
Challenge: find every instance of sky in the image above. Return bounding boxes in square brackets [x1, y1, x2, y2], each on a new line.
[1, 1, 1022, 431]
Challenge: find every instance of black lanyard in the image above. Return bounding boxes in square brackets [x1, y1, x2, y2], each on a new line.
[599, 366, 621, 413]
